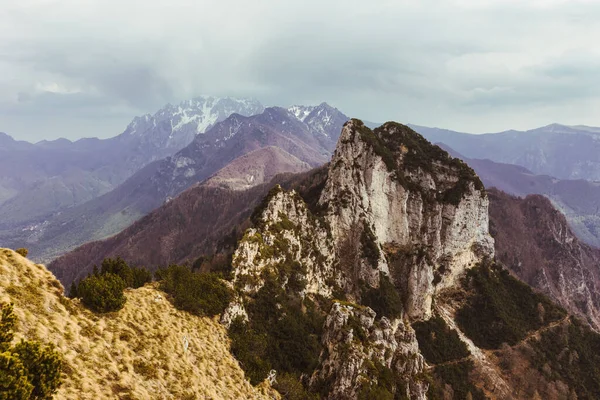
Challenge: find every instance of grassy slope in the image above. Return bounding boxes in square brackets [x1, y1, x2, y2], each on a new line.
[0, 248, 276, 400]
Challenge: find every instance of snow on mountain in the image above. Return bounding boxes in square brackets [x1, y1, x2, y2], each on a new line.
[288, 105, 316, 122]
[122, 96, 264, 150]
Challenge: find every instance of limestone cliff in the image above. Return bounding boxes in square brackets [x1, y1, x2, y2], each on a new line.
[225, 120, 495, 399]
[319, 120, 493, 318]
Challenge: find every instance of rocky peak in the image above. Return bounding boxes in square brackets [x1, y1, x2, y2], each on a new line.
[319, 119, 494, 318]
[223, 119, 495, 398]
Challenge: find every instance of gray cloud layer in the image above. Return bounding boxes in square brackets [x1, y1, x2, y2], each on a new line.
[1, 0, 599, 140]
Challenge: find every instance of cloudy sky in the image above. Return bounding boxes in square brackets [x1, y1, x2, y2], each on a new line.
[1, 0, 599, 141]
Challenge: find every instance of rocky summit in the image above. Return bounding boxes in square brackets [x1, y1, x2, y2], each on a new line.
[220, 120, 600, 399]
[223, 120, 492, 398]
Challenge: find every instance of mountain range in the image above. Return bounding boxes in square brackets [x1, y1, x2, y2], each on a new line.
[0, 96, 263, 228]
[1, 103, 348, 262]
[440, 145, 600, 248]
[413, 123, 600, 181]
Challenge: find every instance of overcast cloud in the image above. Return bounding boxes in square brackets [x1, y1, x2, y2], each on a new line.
[1, 0, 599, 141]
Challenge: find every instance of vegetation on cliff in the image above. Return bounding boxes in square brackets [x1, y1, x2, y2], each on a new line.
[457, 260, 566, 349]
[350, 119, 484, 205]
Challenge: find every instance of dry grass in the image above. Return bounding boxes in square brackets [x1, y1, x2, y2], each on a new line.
[0, 248, 278, 400]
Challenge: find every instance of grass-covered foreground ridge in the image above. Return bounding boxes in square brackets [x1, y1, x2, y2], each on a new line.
[0, 248, 276, 400]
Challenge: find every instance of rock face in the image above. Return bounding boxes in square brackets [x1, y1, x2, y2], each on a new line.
[312, 303, 427, 400]
[231, 186, 337, 297]
[488, 188, 600, 331]
[320, 120, 493, 318]
[226, 119, 494, 399]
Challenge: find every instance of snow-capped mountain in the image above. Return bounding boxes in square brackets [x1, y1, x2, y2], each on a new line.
[121, 96, 264, 152]
[288, 102, 348, 140]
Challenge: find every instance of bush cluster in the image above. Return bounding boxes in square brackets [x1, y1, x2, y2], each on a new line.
[69, 257, 152, 313]
[75, 273, 126, 313]
[0, 303, 63, 400]
[427, 361, 486, 400]
[14, 248, 28, 258]
[456, 260, 566, 349]
[361, 273, 403, 320]
[413, 315, 469, 365]
[156, 265, 232, 317]
[360, 223, 380, 268]
[229, 275, 324, 390]
[529, 317, 600, 398]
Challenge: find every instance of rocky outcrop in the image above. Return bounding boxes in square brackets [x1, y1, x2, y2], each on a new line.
[231, 185, 337, 297]
[311, 302, 427, 400]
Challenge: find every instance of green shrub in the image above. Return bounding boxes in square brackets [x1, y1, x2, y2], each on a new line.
[77, 273, 126, 313]
[230, 276, 324, 390]
[361, 273, 403, 319]
[527, 317, 600, 399]
[0, 351, 32, 400]
[456, 260, 566, 349]
[14, 248, 28, 258]
[273, 372, 319, 400]
[413, 315, 469, 364]
[130, 268, 152, 289]
[98, 257, 152, 289]
[228, 318, 271, 385]
[0, 303, 63, 400]
[357, 360, 395, 400]
[157, 265, 232, 317]
[0, 304, 16, 352]
[12, 340, 63, 400]
[360, 223, 380, 268]
[70, 258, 152, 306]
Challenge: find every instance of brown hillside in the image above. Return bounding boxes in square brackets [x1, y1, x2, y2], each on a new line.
[488, 188, 600, 330]
[204, 146, 311, 190]
[0, 248, 277, 399]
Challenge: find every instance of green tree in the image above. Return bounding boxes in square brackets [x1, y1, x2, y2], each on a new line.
[157, 265, 232, 317]
[100, 258, 133, 286]
[67, 282, 78, 299]
[77, 273, 126, 313]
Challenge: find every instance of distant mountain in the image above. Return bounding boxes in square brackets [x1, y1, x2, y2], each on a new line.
[15, 105, 348, 262]
[439, 144, 600, 248]
[413, 123, 600, 181]
[0, 96, 264, 229]
[489, 189, 600, 331]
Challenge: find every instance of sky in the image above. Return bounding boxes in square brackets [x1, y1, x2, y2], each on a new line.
[1, 0, 600, 141]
